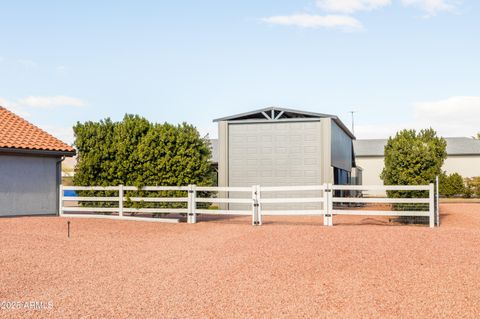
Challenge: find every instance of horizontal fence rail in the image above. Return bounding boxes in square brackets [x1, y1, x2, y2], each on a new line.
[330, 184, 435, 228]
[258, 185, 328, 225]
[59, 183, 437, 227]
[59, 185, 190, 223]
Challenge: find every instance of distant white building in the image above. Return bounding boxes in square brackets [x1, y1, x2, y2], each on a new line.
[354, 137, 480, 186]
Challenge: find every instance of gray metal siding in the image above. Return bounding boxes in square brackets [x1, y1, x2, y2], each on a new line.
[331, 121, 353, 172]
[0, 155, 59, 216]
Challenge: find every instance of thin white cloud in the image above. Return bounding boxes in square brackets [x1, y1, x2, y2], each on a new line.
[261, 14, 363, 31]
[401, 0, 456, 15]
[317, 0, 392, 13]
[264, 0, 460, 31]
[17, 59, 37, 69]
[17, 96, 85, 108]
[355, 96, 480, 139]
[0, 95, 85, 120]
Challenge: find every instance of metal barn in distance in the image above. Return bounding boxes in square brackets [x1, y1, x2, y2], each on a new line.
[214, 107, 358, 189]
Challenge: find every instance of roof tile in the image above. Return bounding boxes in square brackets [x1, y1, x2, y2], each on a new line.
[0, 106, 75, 154]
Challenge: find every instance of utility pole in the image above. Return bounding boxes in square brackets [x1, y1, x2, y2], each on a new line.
[349, 111, 356, 135]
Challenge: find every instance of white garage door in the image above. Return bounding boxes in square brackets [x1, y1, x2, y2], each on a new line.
[228, 121, 323, 210]
[229, 121, 322, 187]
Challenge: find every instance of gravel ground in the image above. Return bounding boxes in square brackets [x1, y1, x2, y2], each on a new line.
[1, 203, 479, 318]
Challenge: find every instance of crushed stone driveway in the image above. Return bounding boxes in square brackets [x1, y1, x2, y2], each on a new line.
[1, 203, 479, 318]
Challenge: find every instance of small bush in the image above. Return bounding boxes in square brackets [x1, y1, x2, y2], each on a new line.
[439, 173, 466, 198]
[465, 177, 480, 197]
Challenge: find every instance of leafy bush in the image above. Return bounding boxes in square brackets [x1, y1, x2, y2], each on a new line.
[465, 177, 480, 197]
[73, 115, 214, 210]
[381, 129, 446, 222]
[381, 128, 447, 196]
[439, 173, 466, 198]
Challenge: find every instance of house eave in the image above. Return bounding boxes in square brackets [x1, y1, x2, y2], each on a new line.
[0, 147, 76, 157]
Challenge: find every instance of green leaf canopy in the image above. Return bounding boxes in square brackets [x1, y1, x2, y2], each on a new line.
[73, 115, 213, 188]
[381, 128, 447, 192]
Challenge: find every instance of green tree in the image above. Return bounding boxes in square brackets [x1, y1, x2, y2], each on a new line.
[439, 173, 466, 198]
[134, 122, 213, 187]
[72, 115, 213, 210]
[73, 118, 117, 186]
[381, 128, 447, 198]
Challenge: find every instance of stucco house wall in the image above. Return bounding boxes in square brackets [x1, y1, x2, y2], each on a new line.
[355, 157, 384, 186]
[443, 156, 480, 178]
[0, 106, 76, 217]
[0, 155, 60, 216]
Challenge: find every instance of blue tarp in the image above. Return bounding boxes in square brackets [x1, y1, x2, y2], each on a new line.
[64, 190, 77, 197]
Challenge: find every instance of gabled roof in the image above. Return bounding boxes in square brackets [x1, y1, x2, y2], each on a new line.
[213, 107, 336, 122]
[354, 137, 480, 157]
[213, 107, 355, 139]
[0, 106, 76, 156]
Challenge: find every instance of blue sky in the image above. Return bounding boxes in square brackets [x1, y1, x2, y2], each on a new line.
[0, 0, 479, 144]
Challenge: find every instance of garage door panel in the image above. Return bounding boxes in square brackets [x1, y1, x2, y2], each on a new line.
[229, 122, 323, 210]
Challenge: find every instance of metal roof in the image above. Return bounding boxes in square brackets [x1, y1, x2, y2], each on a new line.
[213, 106, 355, 139]
[354, 137, 480, 157]
[213, 107, 336, 122]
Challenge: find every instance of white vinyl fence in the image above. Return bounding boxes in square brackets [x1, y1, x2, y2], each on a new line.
[60, 184, 437, 227]
[331, 184, 435, 228]
[60, 185, 190, 223]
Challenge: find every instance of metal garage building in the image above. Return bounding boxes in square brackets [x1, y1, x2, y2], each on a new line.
[214, 107, 356, 189]
[0, 107, 76, 216]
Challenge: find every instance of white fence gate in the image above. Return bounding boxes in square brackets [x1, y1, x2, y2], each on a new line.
[60, 184, 437, 227]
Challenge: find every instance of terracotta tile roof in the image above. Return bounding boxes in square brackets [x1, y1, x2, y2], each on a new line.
[0, 106, 75, 154]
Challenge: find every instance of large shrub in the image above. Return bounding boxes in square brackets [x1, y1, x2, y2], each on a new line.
[381, 129, 446, 222]
[380, 127, 447, 216]
[439, 173, 466, 198]
[73, 115, 213, 210]
[381, 129, 447, 190]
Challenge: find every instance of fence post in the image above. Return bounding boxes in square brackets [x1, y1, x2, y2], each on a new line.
[429, 183, 435, 228]
[119, 185, 124, 217]
[327, 184, 333, 226]
[187, 184, 197, 224]
[59, 184, 63, 216]
[257, 185, 262, 226]
[192, 184, 197, 224]
[323, 184, 328, 226]
[252, 185, 260, 226]
[436, 175, 440, 227]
